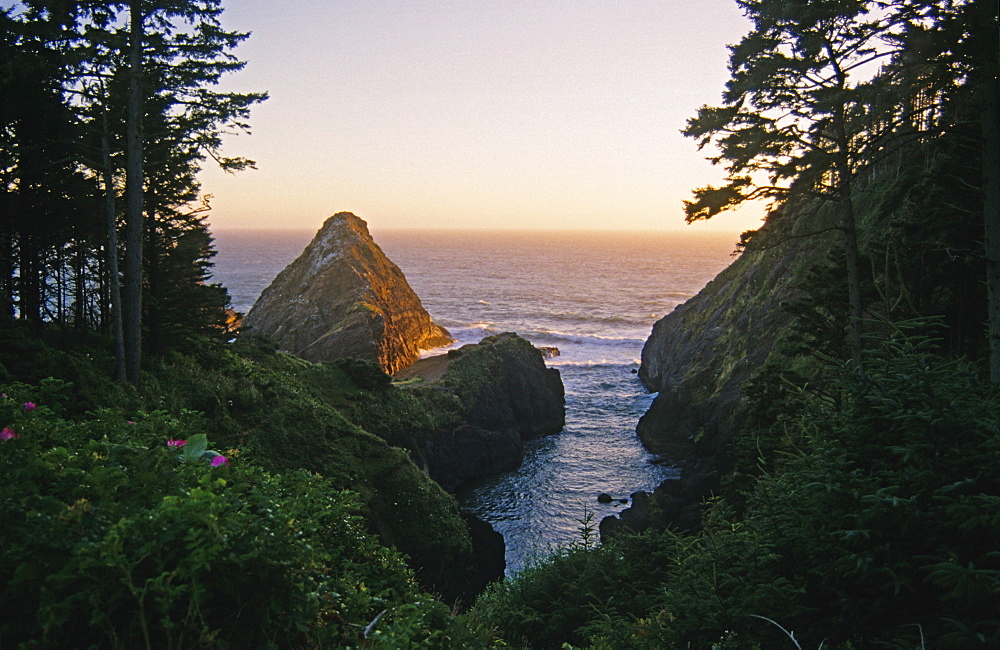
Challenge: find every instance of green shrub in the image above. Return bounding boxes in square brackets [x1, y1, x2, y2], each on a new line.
[0, 386, 490, 647]
[331, 357, 392, 392]
[470, 521, 677, 649]
[473, 327, 1000, 648]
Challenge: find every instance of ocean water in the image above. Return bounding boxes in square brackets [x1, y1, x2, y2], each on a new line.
[211, 227, 735, 574]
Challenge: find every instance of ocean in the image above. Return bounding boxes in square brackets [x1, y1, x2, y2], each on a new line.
[211, 227, 736, 574]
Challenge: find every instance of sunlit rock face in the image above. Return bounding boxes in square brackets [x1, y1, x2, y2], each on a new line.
[242, 212, 452, 373]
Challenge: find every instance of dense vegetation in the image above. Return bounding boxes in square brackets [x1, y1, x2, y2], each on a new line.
[0, 3, 506, 644]
[473, 326, 999, 647]
[469, 0, 1000, 648]
[0, 395, 457, 647]
[1, 0, 265, 383]
[0, 328, 502, 645]
[2, 0, 998, 647]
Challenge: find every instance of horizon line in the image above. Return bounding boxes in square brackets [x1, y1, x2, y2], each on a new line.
[210, 224, 746, 236]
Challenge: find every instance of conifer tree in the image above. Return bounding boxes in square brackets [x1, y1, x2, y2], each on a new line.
[0, 5, 98, 329]
[2, 1, 263, 383]
[682, 0, 929, 366]
[919, 0, 1000, 381]
[119, 0, 264, 385]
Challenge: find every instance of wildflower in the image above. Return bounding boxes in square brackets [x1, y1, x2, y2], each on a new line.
[23, 402, 36, 412]
[167, 438, 187, 448]
[210, 455, 229, 467]
[1, 427, 19, 441]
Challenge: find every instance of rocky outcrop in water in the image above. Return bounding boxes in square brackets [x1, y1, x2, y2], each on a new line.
[443, 333, 566, 438]
[394, 332, 566, 490]
[242, 212, 452, 374]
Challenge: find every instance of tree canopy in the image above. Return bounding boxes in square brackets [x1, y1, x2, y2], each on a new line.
[0, 0, 265, 383]
[682, 0, 997, 369]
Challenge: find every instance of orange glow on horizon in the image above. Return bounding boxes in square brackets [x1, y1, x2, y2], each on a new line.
[198, 1, 760, 238]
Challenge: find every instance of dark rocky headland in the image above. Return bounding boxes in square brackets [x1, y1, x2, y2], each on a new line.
[601, 206, 833, 537]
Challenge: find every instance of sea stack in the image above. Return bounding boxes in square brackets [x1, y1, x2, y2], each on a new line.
[242, 212, 453, 374]
[393, 332, 566, 490]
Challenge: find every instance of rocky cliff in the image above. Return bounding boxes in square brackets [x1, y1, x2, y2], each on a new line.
[606, 208, 838, 535]
[242, 212, 453, 374]
[637, 242, 796, 464]
[394, 332, 566, 490]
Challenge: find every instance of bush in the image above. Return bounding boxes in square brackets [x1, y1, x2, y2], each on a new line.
[1, 332, 491, 609]
[0, 386, 489, 647]
[473, 327, 1000, 648]
[331, 357, 392, 392]
[470, 516, 677, 649]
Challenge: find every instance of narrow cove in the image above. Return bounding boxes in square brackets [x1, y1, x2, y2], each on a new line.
[212, 227, 736, 573]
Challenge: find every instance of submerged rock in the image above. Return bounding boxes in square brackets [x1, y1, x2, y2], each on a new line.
[242, 212, 452, 374]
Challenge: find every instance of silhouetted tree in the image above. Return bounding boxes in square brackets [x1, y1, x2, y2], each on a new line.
[120, 0, 264, 385]
[682, 0, 945, 366]
[3, 0, 264, 384]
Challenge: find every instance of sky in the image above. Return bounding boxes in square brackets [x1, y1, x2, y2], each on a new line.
[198, 0, 763, 234]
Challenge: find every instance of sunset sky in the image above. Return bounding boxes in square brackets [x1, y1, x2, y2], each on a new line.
[198, 0, 762, 234]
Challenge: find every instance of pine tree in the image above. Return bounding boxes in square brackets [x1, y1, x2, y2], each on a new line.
[1, 1, 263, 383]
[0, 5, 99, 329]
[682, 0, 936, 366]
[120, 0, 264, 385]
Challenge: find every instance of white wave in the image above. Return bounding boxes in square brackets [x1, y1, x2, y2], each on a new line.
[447, 322, 499, 338]
[463, 321, 497, 331]
[440, 322, 645, 346]
[546, 358, 636, 369]
[521, 329, 646, 347]
[533, 310, 651, 328]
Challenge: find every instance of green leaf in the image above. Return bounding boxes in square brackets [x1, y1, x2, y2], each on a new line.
[182, 433, 208, 462]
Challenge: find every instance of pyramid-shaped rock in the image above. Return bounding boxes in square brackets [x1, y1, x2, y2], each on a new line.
[242, 212, 452, 373]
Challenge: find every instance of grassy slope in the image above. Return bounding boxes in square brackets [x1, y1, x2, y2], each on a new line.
[0, 327, 480, 602]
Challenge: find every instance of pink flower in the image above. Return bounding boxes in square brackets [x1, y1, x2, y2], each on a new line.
[167, 438, 187, 448]
[210, 455, 229, 467]
[23, 402, 36, 412]
[1, 427, 19, 441]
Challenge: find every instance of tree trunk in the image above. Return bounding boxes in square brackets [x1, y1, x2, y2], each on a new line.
[55, 246, 65, 327]
[833, 107, 864, 368]
[0, 226, 13, 321]
[841, 192, 865, 369]
[982, 73, 1000, 382]
[123, 1, 144, 386]
[145, 200, 161, 355]
[73, 243, 86, 329]
[102, 119, 126, 382]
[17, 229, 41, 326]
[826, 49, 865, 369]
